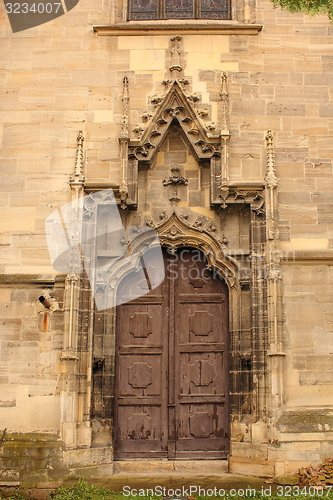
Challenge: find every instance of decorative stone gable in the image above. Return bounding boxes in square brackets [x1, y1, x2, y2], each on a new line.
[131, 80, 219, 164]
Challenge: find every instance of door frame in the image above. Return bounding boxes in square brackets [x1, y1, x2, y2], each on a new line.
[90, 211, 267, 454]
[113, 246, 230, 459]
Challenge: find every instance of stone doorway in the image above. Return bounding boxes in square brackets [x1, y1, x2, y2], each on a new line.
[114, 247, 229, 459]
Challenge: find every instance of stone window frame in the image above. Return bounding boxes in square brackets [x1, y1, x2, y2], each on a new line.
[99, 0, 261, 31]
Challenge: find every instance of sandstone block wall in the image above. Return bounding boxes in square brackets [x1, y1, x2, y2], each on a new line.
[0, 0, 332, 478]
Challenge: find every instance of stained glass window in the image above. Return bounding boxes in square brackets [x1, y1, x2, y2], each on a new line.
[165, 0, 194, 19]
[130, 0, 158, 19]
[200, 0, 230, 18]
[129, 0, 230, 19]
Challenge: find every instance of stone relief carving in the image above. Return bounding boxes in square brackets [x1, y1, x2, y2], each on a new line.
[159, 211, 168, 221]
[206, 222, 217, 233]
[206, 122, 216, 131]
[192, 216, 205, 229]
[163, 164, 188, 186]
[197, 109, 209, 117]
[115, 54, 265, 224]
[187, 93, 201, 102]
[169, 190, 181, 206]
[150, 95, 163, 106]
[141, 112, 152, 122]
[239, 268, 251, 287]
[132, 125, 145, 139]
[144, 216, 155, 228]
[267, 267, 282, 281]
[221, 71, 229, 133]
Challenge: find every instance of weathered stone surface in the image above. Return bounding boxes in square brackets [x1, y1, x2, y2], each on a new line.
[275, 475, 300, 485]
[0, 0, 333, 480]
[277, 411, 333, 433]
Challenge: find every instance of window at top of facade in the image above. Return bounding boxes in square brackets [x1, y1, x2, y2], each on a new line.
[129, 0, 231, 20]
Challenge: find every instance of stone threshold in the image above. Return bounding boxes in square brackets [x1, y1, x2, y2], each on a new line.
[114, 459, 229, 474]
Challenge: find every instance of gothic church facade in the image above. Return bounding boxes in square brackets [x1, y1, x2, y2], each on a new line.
[0, 0, 333, 481]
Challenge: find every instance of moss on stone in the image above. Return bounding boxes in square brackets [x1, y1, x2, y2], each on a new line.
[0, 433, 67, 484]
[277, 410, 333, 433]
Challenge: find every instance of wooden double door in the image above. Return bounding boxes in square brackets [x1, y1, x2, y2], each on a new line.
[114, 247, 229, 459]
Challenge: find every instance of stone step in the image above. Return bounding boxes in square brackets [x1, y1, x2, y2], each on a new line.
[114, 459, 229, 474]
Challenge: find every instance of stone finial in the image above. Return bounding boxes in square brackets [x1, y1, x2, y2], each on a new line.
[121, 76, 129, 138]
[265, 130, 279, 189]
[221, 72, 229, 134]
[70, 131, 85, 186]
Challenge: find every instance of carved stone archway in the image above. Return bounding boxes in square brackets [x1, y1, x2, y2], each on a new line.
[84, 62, 274, 457]
[88, 210, 253, 447]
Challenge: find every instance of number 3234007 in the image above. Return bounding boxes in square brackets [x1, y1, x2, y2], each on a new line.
[5, 3, 62, 13]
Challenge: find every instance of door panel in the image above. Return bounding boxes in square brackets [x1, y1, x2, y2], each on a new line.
[114, 247, 229, 459]
[174, 260, 229, 458]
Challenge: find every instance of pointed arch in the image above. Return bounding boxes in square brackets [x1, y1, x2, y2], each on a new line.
[155, 212, 238, 289]
[104, 212, 241, 346]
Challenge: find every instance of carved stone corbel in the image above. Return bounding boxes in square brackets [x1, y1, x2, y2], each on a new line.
[118, 178, 129, 210]
[163, 164, 188, 186]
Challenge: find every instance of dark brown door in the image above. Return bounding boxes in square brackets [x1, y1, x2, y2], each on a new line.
[114, 247, 229, 459]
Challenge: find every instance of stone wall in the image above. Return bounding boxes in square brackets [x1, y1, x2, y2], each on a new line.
[0, 0, 333, 479]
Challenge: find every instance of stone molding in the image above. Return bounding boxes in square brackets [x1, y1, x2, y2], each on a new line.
[0, 274, 64, 285]
[281, 251, 333, 264]
[93, 23, 263, 36]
